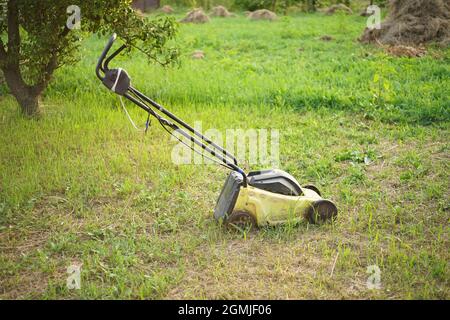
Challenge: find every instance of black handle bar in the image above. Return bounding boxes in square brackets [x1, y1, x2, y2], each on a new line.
[94, 33, 244, 178]
[96, 33, 117, 80]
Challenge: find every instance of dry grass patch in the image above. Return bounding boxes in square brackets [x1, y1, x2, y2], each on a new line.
[248, 9, 277, 21]
[360, 0, 450, 46]
[210, 6, 234, 18]
[161, 5, 174, 14]
[323, 4, 353, 15]
[181, 8, 210, 24]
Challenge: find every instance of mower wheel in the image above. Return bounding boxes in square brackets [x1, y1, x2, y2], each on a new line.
[226, 211, 257, 231]
[306, 200, 338, 224]
[303, 184, 321, 196]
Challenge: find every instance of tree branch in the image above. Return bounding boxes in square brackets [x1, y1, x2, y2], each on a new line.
[32, 54, 57, 95]
[32, 26, 71, 95]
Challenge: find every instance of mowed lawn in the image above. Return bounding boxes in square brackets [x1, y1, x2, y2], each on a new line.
[0, 12, 449, 299]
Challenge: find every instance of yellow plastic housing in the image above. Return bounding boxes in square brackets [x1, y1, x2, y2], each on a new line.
[233, 186, 323, 226]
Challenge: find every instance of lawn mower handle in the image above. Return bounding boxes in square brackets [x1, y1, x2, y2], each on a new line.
[95, 34, 248, 185]
[95, 33, 117, 80]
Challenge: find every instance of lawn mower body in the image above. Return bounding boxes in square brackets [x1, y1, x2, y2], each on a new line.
[214, 170, 337, 227]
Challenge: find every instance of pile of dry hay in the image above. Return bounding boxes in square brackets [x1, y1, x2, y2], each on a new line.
[360, 0, 450, 46]
[210, 5, 234, 17]
[323, 4, 353, 15]
[161, 5, 174, 14]
[180, 9, 210, 23]
[248, 9, 277, 21]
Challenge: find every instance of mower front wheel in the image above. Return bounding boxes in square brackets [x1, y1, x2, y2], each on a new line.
[305, 200, 338, 224]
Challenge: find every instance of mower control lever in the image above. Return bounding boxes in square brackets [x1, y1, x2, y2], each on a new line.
[96, 33, 117, 80]
[95, 34, 131, 96]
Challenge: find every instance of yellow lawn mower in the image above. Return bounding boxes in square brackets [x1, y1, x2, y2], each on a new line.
[96, 34, 338, 230]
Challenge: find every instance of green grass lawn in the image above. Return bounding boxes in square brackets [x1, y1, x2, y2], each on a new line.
[0, 12, 449, 299]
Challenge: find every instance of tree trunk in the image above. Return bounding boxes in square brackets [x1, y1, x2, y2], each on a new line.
[2, 67, 41, 116]
[16, 93, 41, 116]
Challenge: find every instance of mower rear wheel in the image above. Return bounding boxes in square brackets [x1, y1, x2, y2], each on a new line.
[226, 211, 257, 231]
[306, 200, 338, 224]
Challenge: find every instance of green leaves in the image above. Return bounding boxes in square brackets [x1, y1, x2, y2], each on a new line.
[0, 0, 178, 89]
[80, 0, 178, 66]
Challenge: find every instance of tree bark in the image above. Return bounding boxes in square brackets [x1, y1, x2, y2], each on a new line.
[14, 91, 40, 116]
[2, 66, 41, 116]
